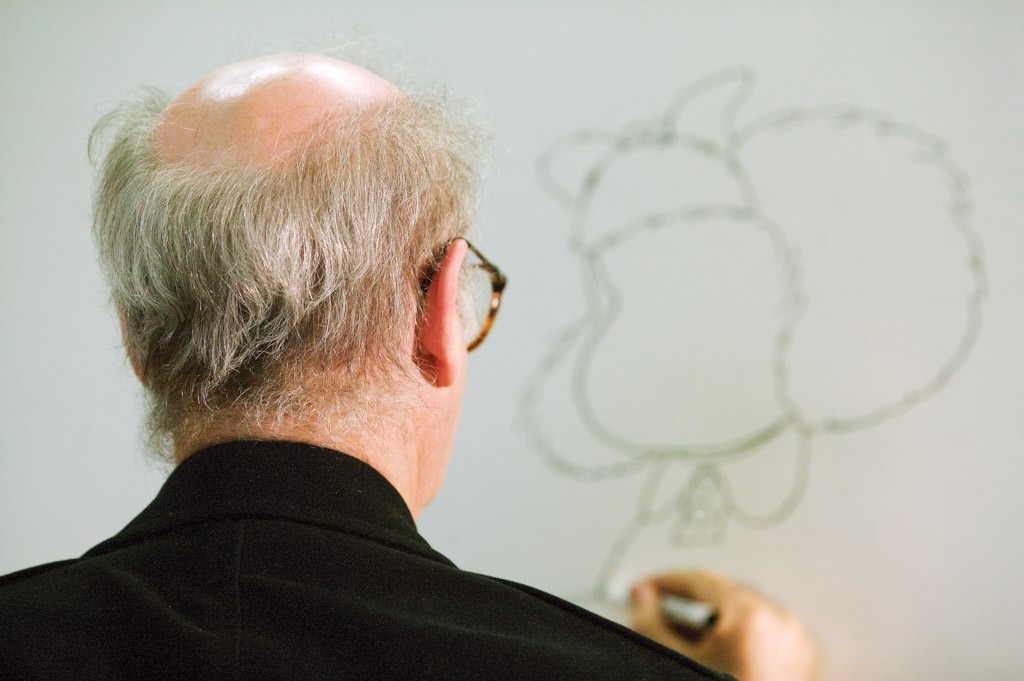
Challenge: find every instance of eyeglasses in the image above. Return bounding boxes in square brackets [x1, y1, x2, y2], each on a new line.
[460, 240, 507, 351]
[422, 238, 507, 352]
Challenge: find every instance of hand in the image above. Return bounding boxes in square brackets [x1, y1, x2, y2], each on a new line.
[630, 570, 818, 681]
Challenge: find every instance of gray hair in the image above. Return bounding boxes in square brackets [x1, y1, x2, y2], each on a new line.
[89, 85, 485, 456]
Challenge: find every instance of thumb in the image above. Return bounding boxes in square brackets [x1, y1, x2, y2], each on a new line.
[630, 582, 699, 656]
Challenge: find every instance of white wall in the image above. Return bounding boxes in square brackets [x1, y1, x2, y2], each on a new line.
[2, 2, 1023, 679]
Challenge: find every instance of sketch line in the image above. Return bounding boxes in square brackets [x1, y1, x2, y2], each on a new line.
[519, 68, 988, 598]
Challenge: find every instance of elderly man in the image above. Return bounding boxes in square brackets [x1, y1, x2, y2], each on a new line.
[0, 54, 816, 680]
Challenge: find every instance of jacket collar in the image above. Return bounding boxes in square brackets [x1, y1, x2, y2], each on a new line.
[83, 440, 455, 567]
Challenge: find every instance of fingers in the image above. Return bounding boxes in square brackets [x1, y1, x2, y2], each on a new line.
[645, 570, 785, 635]
[629, 570, 819, 681]
[629, 581, 699, 657]
[645, 569, 731, 606]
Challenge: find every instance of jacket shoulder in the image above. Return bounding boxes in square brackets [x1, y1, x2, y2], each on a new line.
[482, 575, 735, 680]
[0, 558, 78, 589]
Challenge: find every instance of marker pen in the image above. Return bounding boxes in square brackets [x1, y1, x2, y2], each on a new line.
[605, 587, 718, 632]
[660, 594, 718, 631]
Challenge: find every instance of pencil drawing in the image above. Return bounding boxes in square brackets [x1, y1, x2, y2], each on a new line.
[517, 68, 988, 599]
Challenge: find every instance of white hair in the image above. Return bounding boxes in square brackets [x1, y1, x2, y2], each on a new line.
[89, 84, 485, 458]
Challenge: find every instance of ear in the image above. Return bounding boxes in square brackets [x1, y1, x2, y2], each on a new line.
[415, 239, 468, 387]
[118, 310, 145, 383]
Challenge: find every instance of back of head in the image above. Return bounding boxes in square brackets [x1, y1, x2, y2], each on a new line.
[89, 54, 484, 459]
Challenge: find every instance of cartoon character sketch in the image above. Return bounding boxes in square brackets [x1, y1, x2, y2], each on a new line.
[518, 69, 987, 598]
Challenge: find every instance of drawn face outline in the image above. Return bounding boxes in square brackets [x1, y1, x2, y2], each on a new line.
[519, 69, 987, 581]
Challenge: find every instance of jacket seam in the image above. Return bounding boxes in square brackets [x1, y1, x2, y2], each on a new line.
[232, 519, 247, 681]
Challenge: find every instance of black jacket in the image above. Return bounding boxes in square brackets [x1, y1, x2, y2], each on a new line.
[0, 440, 731, 680]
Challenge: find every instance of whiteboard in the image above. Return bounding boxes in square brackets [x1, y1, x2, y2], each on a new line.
[2, 3, 1022, 679]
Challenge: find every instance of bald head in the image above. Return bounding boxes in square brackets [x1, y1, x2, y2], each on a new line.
[91, 52, 484, 462]
[154, 53, 401, 166]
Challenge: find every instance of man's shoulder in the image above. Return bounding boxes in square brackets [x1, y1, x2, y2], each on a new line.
[0, 557, 87, 649]
[462, 573, 732, 680]
[0, 557, 79, 591]
[0, 556, 105, 630]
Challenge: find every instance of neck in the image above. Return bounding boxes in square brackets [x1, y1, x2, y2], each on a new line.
[174, 404, 432, 519]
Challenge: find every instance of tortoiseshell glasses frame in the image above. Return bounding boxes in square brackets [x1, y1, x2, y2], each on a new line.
[421, 238, 507, 352]
[462, 240, 507, 351]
